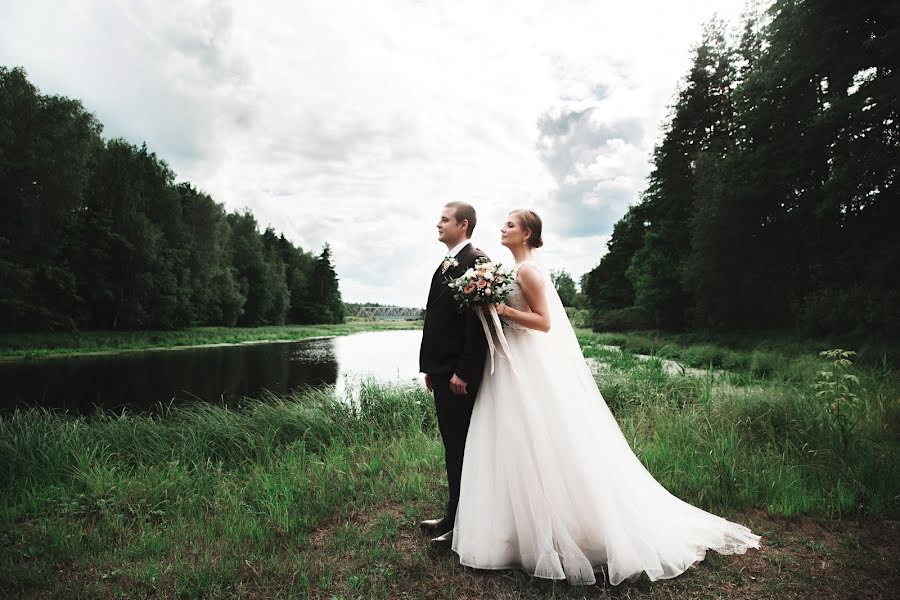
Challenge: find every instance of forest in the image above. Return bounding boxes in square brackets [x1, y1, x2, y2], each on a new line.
[582, 0, 899, 338]
[0, 66, 344, 332]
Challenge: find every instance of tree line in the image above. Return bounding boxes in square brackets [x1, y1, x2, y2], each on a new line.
[582, 0, 898, 337]
[0, 66, 343, 332]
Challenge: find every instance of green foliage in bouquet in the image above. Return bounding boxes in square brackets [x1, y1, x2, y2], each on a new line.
[445, 256, 516, 310]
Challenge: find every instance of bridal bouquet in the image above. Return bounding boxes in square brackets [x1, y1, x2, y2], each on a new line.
[445, 256, 515, 309]
[445, 256, 517, 375]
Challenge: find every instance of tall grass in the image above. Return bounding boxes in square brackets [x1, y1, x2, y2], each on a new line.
[582, 338, 900, 518]
[0, 382, 436, 504]
[1, 382, 444, 596]
[1, 338, 898, 596]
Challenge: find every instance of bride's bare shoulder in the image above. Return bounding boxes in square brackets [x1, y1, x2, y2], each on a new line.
[516, 263, 544, 288]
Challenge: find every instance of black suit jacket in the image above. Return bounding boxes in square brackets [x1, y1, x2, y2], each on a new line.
[419, 243, 489, 389]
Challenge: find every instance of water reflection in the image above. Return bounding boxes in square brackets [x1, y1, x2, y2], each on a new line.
[0, 329, 424, 415]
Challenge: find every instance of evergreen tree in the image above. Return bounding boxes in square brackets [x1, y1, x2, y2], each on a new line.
[627, 18, 736, 328]
[261, 226, 290, 324]
[228, 210, 273, 327]
[304, 244, 344, 324]
[584, 19, 737, 330]
[582, 204, 646, 316]
[551, 269, 578, 307]
[275, 233, 316, 324]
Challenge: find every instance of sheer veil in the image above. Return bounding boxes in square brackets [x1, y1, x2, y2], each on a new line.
[521, 251, 595, 381]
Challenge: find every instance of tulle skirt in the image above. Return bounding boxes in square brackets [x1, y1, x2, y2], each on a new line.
[451, 325, 761, 585]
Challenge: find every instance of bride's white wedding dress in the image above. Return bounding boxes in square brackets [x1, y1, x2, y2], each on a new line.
[451, 259, 761, 585]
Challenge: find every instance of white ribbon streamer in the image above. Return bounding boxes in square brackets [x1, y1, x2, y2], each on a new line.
[476, 304, 518, 375]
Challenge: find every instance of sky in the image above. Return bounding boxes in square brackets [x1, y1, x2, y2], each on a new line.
[1, 0, 749, 308]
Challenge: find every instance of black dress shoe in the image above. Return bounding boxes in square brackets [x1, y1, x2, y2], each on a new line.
[429, 530, 453, 549]
[420, 517, 452, 535]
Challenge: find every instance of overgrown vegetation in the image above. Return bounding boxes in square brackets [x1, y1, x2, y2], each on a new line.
[2, 334, 897, 597]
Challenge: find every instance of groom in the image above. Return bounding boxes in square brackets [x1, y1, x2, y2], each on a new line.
[419, 201, 489, 546]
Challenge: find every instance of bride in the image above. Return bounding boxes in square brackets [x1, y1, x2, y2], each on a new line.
[450, 209, 761, 586]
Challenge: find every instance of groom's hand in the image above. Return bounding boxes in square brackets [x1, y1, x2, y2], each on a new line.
[450, 373, 468, 395]
[424, 374, 433, 392]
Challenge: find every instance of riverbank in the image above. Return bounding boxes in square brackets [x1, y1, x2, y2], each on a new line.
[1, 335, 897, 597]
[579, 328, 900, 369]
[0, 320, 422, 361]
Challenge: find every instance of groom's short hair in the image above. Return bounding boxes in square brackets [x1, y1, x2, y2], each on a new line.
[445, 201, 477, 238]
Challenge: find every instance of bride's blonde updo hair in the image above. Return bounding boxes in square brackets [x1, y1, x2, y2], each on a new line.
[510, 209, 544, 248]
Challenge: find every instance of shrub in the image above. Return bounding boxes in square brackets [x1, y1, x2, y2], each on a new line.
[592, 307, 653, 331]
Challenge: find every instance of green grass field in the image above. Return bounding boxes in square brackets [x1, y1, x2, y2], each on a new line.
[0, 320, 421, 360]
[1, 330, 897, 598]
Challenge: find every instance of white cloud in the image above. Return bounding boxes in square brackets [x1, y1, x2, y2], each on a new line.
[0, 0, 748, 307]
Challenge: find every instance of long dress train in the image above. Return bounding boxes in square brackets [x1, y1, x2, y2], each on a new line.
[451, 260, 761, 585]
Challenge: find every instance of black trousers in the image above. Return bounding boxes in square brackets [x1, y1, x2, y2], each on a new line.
[430, 372, 477, 527]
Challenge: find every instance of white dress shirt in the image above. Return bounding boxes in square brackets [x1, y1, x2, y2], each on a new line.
[446, 239, 471, 258]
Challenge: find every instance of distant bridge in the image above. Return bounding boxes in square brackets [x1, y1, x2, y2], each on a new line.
[355, 306, 424, 320]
